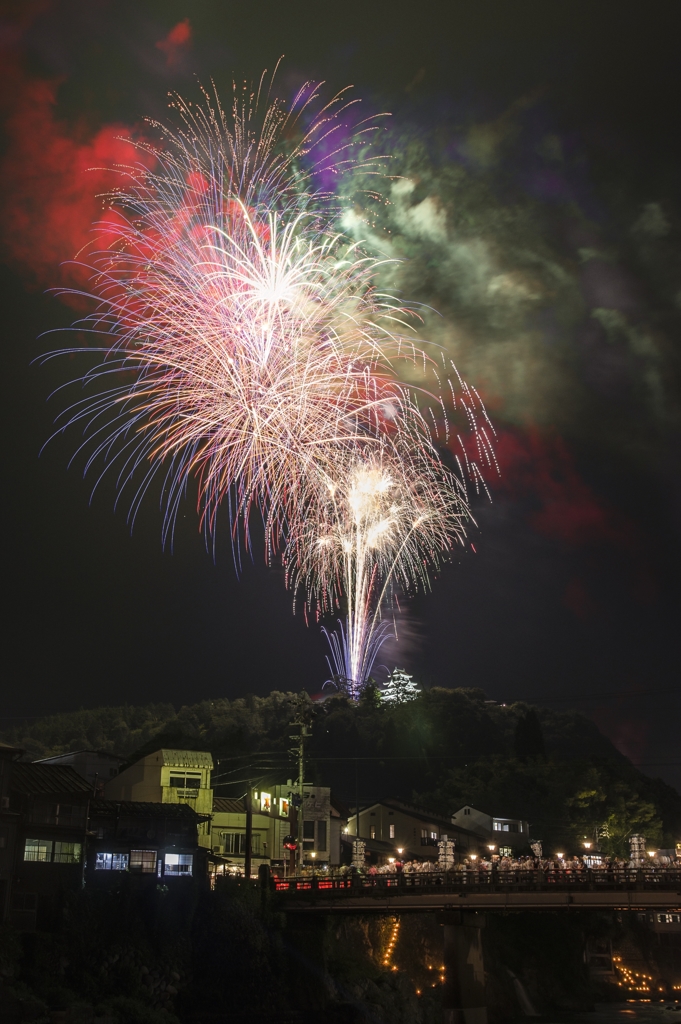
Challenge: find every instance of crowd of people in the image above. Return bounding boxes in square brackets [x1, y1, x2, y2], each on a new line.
[312, 851, 680, 879]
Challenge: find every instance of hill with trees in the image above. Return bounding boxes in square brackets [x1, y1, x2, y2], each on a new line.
[3, 687, 679, 857]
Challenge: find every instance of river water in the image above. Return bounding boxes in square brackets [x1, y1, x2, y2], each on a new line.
[559, 1004, 681, 1024]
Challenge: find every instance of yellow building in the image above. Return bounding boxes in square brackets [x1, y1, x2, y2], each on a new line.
[103, 749, 214, 848]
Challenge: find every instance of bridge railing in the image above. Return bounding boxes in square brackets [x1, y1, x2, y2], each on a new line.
[273, 867, 681, 896]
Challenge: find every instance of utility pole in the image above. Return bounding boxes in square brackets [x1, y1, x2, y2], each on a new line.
[244, 787, 253, 881]
[289, 717, 311, 875]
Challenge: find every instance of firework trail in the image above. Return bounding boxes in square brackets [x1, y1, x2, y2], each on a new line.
[287, 383, 494, 696]
[44, 69, 497, 692]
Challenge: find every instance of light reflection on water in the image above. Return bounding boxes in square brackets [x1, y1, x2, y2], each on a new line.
[561, 1004, 681, 1024]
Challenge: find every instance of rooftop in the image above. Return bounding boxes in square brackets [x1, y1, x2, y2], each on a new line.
[10, 763, 92, 796]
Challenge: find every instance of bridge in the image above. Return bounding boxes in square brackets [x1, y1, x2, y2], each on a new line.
[274, 867, 681, 913]
[272, 869, 681, 1024]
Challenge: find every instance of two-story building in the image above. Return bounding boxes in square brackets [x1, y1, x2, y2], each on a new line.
[346, 798, 483, 862]
[210, 783, 346, 873]
[450, 805, 530, 854]
[103, 749, 214, 849]
[87, 800, 210, 887]
[8, 762, 91, 930]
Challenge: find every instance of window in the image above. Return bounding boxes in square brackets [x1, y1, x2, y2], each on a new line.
[430, 831, 437, 840]
[464, 808, 471, 816]
[658, 913, 681, 924]
[493, 821, 501, 831]
[389, 824, 395, 839]
[130, 850, 156, 873]
[499, 847, 513, 857]
[370, 825, 376, 839]
[223, 833, 247, 855]
[168, 772, 202, 790]
[164, 853, 193, 877]
[317, 821, 327, 851]
[0, 827, 8, 849]
[421, 829, 428, 839]
[95, 852, 129, 871]
[24, 838, 52, 862]
[53, 842, 82, 864]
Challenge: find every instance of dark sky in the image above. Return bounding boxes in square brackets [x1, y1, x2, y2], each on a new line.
[1, 1, 679, 788]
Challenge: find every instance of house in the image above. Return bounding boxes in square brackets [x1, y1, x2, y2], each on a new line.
[7, 762, 91, 930]
[450, 805, 530, 854]
[0, 741, 23, 923]
[103, 749, 213, 848]
[34, 749, 126, 793]
[346, 798, 483, 862]
[87, 800, 210, 887]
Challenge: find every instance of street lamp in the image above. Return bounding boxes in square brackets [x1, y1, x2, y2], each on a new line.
[556, 852, 564, 860]
[583, 841, 592, 850]
[397, 848, 404, 856]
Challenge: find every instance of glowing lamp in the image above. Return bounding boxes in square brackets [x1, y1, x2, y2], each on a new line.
[556, 852, 564, 859]
[487, 845, 495, 852]
[647, 850, 655, 858]
[397, 848, 404, 855]
[310, 851, 316, 858]
[388, 857, 395, 864]
[583, 842, 592, 849]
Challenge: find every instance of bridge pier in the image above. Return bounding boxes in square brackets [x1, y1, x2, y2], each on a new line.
[440, 910, 487, 1024]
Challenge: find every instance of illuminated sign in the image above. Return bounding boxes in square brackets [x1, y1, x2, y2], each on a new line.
[280, 798, 290, 817]
[260, 791, 272, 812]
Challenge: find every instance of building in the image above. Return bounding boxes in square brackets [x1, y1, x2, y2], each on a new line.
[346, 798, 483, 862]
[0, 742, 23, 923]
[211, 796, 278, 873]
[34, 750, 126, 793]
[87, 800, 210, 887]
[451, 805, 530, 854]
[210, 784, 346, 873]
[7, 762, 91, 930]
[103, 749, 213, 848]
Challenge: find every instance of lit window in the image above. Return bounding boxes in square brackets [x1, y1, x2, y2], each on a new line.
[493, 821, 501, 831]
[370, 826, 376, 839]
[430, 831, 437, 840]
[130, 850, 156, 873]
[24, 839, 52, 862]
[421, 829, 428, 839]
[95, 852, 129, 871]
[164, 853, 193, 877]
[389, 824, 395, 839]
[53, 842, 82, 864]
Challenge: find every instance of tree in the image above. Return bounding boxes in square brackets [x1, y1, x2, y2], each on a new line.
[514, 708, 546, 761]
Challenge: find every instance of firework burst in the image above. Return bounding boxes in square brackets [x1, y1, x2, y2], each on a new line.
[44, 71, 497, 691]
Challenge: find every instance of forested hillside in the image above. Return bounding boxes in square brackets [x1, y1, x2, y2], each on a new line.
[3, 687, 679, 856]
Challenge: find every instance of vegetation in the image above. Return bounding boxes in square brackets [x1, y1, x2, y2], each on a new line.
[3, 687, 679, 856]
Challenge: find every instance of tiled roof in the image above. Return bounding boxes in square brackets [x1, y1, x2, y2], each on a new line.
[10, 763, 91, 795]
[151, 749, 214, 768]
[213, 797, 245, 814]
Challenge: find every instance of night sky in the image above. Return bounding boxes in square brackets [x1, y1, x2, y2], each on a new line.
[1, 2, 679, 788]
